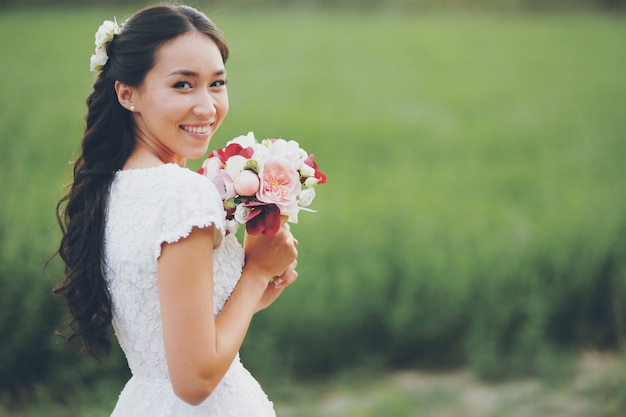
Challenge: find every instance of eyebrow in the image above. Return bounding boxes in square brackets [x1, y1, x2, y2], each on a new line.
[167, 69, 226, 77]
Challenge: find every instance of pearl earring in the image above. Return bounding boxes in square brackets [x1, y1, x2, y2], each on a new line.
[130, 105, 135, 111]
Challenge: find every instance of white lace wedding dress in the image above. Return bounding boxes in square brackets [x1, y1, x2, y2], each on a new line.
[103, 163, 276, 417]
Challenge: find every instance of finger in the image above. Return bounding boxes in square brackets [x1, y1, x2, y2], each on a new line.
[274, 270, 298, 288]
[274, 261, 298, 288]
[284, 269, 298, 286]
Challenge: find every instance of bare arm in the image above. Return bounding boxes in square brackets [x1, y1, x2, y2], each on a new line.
[158, 224, 297, 405]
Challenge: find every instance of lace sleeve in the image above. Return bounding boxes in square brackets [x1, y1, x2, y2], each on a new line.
[152, 168, 226, 259]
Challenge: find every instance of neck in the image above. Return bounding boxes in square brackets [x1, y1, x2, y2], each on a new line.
[124, 139, 186, 170]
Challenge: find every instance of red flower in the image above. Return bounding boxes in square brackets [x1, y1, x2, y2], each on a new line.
[244, 202, 281, 236]
[303, 154, 327, 184]
[214, 143, 254, 164]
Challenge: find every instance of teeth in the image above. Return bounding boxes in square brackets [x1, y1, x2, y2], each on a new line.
[181, 125, 210, 134]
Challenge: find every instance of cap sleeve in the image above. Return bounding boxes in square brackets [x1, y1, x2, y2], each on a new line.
[152, 166, 226, 260]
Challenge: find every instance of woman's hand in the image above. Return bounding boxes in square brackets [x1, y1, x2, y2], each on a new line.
[255, 259, 299, 312]
[242, 218, 298, 284]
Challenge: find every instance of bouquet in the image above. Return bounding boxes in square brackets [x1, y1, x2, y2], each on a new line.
[199, 132, 326, 236]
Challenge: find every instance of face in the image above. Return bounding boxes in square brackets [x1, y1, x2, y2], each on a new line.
[122, 31, 229, 165]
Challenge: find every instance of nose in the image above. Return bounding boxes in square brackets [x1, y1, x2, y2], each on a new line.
[193, 90, 216, 118]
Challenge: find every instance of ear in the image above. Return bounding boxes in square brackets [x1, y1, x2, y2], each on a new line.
[114, 81, 138, 112]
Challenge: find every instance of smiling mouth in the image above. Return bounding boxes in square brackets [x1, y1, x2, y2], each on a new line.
[180, 124, 212, 134]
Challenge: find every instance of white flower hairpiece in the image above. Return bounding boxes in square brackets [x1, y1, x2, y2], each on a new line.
[89, 18, 121, 73]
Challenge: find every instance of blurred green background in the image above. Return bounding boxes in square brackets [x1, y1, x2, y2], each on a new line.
[1, 0, 626, 416]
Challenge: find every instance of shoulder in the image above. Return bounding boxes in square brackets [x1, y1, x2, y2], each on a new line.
[114, 163, 220, 210]
[114, 163, 212, 193]
[155, 163, 224, 217]
[158, 163, 216, 195]
[149, 164, 226, 248]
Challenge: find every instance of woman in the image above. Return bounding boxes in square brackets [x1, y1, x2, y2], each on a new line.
[54, 4, 298, 416]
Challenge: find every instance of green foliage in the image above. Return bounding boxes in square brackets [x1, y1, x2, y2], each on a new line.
[0, 8, 625, 413]
[1, 0, 625, 12]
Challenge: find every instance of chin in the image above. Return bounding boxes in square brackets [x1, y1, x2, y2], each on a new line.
[188, 148, 210, 161]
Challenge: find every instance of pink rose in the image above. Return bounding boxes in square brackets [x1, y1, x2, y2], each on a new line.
[234, 170, 260, 196]
[256, 158, 301, 213]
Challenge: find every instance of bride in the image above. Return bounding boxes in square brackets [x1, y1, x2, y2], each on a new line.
[54, 4, 298, 416]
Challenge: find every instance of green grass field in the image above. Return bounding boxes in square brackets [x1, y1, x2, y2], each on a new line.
[1, 7, 625, 415]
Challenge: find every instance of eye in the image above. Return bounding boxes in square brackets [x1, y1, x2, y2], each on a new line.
[210, 79, 227, 88]
[173, 81, 193, 90]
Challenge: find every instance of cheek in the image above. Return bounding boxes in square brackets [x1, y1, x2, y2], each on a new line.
[219, 94, 229, 117]
[161, 96, 191, 117]
[149, 89, 189, 118]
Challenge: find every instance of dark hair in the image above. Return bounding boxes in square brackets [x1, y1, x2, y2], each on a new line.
[54, 4, 229, 356]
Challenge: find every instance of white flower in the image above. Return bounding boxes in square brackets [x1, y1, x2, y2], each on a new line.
[234, 204, 252, 224]
[283, 208, 299, 224]
[89, 18, 120, 73]
[299, 161, 316, 178]
[89, 47, 109, 73]
[228, 131, 256, 148]
[298, 187, 316, 207]
[224, 155, 248, 177]
[95, 20, 119, 47]
[304, 176, 319, 188]
[251, 143, 271, 164]
[201, 156, 223, 179]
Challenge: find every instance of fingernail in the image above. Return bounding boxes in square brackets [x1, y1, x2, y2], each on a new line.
[273, 278, 284, 287]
